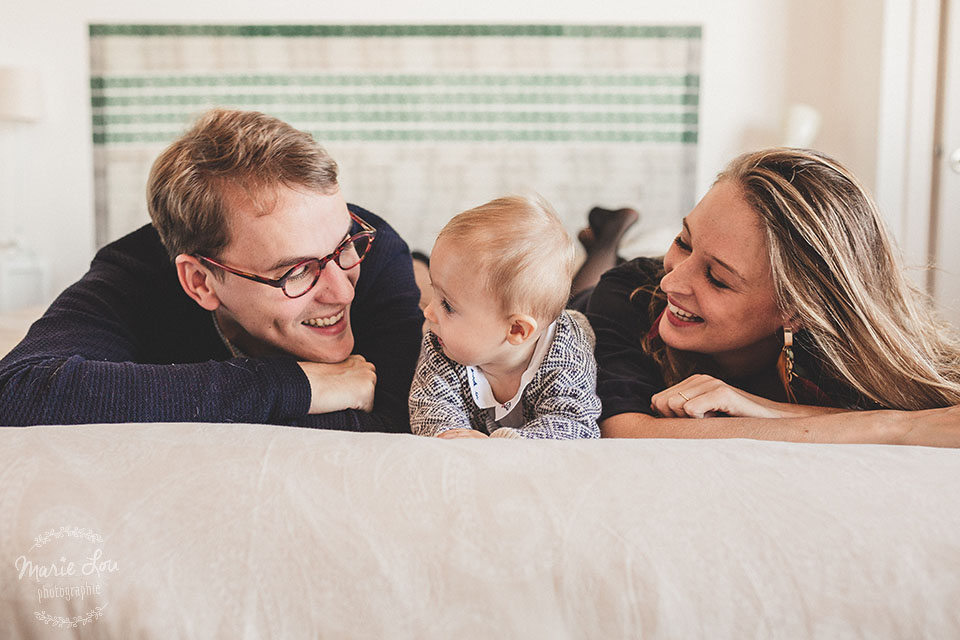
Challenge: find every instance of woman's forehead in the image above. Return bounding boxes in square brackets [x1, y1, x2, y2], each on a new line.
[687, 182, 772, 281]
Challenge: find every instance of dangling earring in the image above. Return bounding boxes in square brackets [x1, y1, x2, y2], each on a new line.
[777, 326, 797, 403]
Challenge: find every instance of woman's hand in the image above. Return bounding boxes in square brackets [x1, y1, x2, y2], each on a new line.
[650, 374, 832, 419]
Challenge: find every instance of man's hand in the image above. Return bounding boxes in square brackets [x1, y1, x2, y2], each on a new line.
[437, 428, 489, 439]
[298, 355, 376, 414]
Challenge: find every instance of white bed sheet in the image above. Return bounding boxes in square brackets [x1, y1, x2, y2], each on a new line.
[2, 422, 959, 639]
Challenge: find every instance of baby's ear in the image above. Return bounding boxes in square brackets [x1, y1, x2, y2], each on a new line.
[506, 314, 539, 345]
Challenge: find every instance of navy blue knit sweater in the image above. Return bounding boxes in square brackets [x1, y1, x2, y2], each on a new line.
[0, 205, 424, 429]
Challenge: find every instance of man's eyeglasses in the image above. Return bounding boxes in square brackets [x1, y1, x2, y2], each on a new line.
[196, 211, 376, 299]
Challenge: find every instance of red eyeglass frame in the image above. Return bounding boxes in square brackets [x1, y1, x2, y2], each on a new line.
[195, 211, 377, 299]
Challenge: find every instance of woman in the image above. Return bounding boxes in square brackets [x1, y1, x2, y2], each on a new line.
[584, 148, 960, 446]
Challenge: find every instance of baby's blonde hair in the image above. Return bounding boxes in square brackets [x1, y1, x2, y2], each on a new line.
[437, 195, 576, 323]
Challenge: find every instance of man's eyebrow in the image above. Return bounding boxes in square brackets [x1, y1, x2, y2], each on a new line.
[683, 218, 747, 283]
[265, 255, 314, 273]
[263, 230, 351, 273]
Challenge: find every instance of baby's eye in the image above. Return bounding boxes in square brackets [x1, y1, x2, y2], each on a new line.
[440, 298, 453, 314]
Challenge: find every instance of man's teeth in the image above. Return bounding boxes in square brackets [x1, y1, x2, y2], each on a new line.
[302, 310, 344, 327]
[668, 303, 703, 322]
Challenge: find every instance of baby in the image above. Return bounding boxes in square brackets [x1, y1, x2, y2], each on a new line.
[409, 195, 601, 439]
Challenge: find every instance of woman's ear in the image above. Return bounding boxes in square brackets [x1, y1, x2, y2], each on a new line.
[780, 307, 802, 331]
[506, 314, 539, 345]
[175, 255, 222, 311]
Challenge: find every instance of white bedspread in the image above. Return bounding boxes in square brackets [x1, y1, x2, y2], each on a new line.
[2, 422, 959, 639]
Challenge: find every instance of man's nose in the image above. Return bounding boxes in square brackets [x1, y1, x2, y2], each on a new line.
[312, 264, 356, 304]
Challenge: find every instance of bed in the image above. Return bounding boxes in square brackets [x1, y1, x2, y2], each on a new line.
[3, 420, 960, 639]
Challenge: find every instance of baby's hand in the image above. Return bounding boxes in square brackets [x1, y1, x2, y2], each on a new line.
[437, 428, 489, 439]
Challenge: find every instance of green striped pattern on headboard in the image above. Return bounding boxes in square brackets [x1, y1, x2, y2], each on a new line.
[90, 72, 699, 145]
[89, 24, 700, 255]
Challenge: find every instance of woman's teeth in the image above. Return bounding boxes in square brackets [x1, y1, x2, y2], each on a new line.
[668, 303, 703, 322]
[302, 310, 344, 327]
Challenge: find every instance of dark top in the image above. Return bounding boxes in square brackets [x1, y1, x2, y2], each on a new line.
[585, 257, 868, 420]
[0, 205, 424, 429]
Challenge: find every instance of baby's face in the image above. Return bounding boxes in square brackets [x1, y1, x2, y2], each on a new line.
[421, 237, 511, 367]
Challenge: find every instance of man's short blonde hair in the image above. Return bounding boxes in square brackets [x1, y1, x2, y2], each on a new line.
[437, 195, 576, 323]
[147, 109, 339, 260]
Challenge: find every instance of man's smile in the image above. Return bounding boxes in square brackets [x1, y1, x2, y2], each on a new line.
[302, 309, 345, 328]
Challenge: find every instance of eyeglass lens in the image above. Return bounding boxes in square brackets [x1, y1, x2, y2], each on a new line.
[282, 234, 373, 297]
[336, 234, 372, 270]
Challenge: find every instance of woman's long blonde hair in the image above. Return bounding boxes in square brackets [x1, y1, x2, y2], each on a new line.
[712, 148, 960, 409]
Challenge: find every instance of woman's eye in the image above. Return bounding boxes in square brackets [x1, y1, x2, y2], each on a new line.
[673, 236, 691, 252]
[706, 267, 729, 290]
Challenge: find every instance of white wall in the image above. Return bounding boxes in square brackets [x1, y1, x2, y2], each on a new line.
[0, 0, 884, 303]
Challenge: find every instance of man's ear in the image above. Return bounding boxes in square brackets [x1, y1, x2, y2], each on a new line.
[175, 255, 222, 311]
[506, 314, 539, 346]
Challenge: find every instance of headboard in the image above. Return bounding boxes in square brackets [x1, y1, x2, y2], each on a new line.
[89, 24, 700, 257]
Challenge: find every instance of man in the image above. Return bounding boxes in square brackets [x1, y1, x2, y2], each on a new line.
[0, 109, 423, 430]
